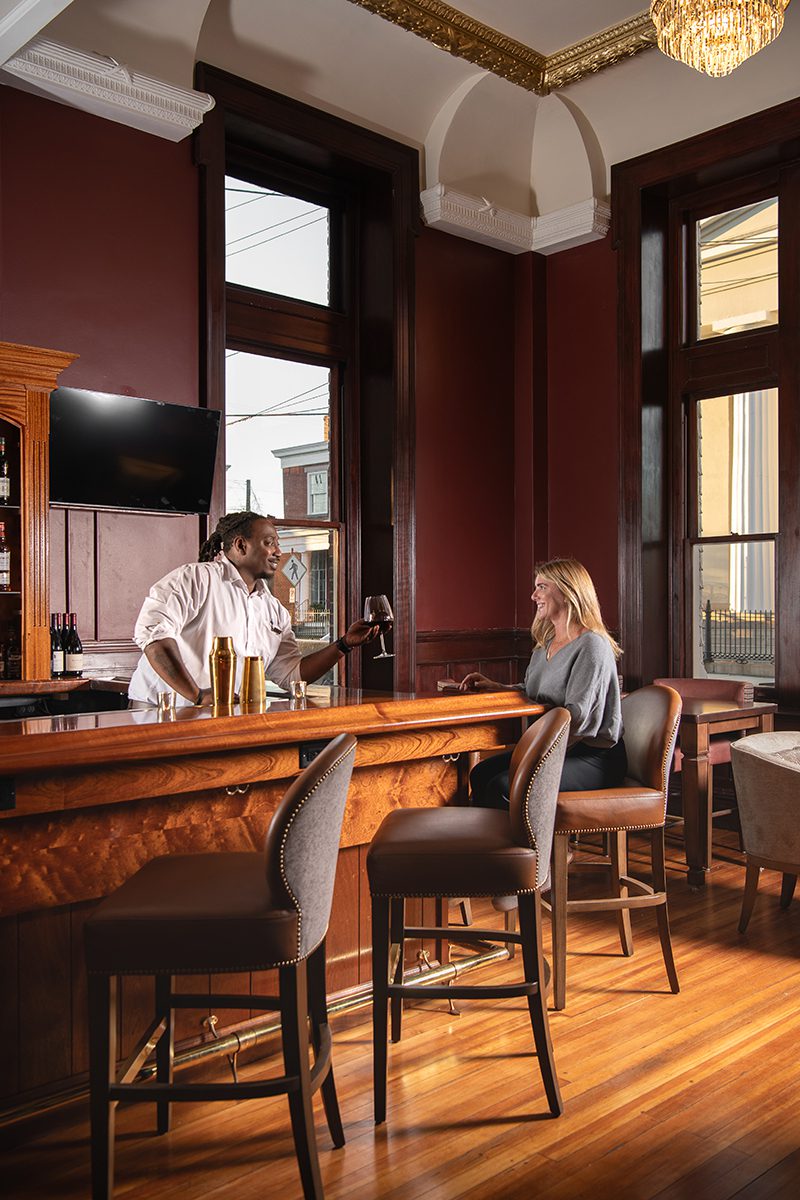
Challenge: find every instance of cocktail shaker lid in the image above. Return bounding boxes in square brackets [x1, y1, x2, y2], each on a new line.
[211, 635, 235, 652]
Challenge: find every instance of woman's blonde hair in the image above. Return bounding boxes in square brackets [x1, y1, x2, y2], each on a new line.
[531, 557, 622, 659]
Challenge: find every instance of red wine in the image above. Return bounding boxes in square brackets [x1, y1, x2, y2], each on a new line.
[368, 615, 392, 631]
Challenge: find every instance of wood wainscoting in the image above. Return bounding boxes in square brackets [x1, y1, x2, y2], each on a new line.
[415, 628, 531, 693]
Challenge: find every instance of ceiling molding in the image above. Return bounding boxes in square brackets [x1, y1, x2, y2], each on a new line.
[0, 0, 74, 67]
[543, 14, 657, 93]
[1, 37, 215, 141]
[420, 184, 611, 255]
[348, 1, 656, 95]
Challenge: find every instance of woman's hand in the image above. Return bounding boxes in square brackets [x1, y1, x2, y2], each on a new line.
[459, 672, 503, 692]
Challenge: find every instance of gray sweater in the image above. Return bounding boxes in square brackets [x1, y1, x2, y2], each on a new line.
[522, 631, 622, 748]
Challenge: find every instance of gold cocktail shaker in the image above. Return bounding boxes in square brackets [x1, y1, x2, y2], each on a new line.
[209, 636, 236, 707]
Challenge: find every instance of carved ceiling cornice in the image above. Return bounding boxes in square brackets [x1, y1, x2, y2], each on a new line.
[347, 1, 657, 95]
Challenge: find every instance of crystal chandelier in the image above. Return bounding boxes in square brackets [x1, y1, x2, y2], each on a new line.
[650, 1, 790, 77]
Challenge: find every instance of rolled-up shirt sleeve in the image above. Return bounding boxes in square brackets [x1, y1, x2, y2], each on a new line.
[133, 566, 207, 651]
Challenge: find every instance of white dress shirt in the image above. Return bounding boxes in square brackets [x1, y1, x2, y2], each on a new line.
[128, 554, 303, 705]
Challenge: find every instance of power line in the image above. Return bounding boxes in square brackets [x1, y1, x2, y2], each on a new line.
[226, 204, 325, 249]
[226, 213, 328, 259]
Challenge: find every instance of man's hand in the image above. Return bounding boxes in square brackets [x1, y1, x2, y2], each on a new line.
[342, 618, 385, 647]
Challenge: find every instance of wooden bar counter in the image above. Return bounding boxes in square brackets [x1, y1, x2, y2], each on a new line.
[0, 685, 542, 1127]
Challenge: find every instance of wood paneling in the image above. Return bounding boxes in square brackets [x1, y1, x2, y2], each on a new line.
[18, 908, 71, 1091]
[415, 627, 530, 691]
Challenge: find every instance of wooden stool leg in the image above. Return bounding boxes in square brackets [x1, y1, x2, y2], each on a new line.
[780, 873, 797, 910]
[518, 892, 563, 1117]
[281, 961, 324, 1200]
[551, 835, 569, 1011]
[307, 940, 345, 1149]
[390, 897, 404, 1044]
[651, 829, 679, 993]
[371, 895, 390, 1125]
[155, 974, 173, 1135]
[505, 906, 517, 960]
[88, 972, 117, 1200]
[610, 831, 634, 957]
[739, 860, 761, 932]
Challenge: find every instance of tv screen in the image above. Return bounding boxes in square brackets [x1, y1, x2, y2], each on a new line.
[50, 388, 221, 515]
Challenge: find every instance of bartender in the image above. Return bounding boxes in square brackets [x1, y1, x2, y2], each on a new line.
[128, 510, 380, 706]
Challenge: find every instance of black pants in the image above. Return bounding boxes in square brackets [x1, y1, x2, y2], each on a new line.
[469, 738, 628, 810]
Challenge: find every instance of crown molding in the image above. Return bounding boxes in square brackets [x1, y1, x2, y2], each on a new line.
[348, 0, 545, 91]
[1, 37, 215, 141]
[543, 14, 657, 92]
[347, 1, 655, 95]
[531, 198, 611, 255]
[421, 184, 533, 253]
[420, 184, 611, 255]
[0, 0, 74, 66]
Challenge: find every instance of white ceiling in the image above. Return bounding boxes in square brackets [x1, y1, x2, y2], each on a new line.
[2, 1, 800, 250]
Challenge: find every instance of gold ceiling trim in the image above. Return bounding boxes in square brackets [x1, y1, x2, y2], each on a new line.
[347, 2, 657, 96]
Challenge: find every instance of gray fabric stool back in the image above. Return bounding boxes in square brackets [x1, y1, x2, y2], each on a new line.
[84, 732, 356, 1200]
[731, 731, 800, 930]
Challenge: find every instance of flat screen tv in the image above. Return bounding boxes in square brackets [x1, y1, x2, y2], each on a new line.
[50, 388, 221, 515]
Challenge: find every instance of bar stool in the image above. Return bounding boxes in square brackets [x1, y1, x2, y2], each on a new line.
[547, 684, 682, 1010]
[84, 732, 357, 1200]
[367, 707, 571, 1124]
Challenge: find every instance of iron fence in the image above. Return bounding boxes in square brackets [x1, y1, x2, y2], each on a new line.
[702, 600, 774, 666]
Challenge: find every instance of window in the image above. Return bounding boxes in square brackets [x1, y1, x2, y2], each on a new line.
[696, 198, 778, 340]
[224, 165, 342, 667]
[225, 176, 331, 306]
[690, 389, 778, 680]
[197, 66, 420, 690]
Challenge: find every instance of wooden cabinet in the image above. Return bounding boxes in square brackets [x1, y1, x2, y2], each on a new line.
[0, 342, 76, 680]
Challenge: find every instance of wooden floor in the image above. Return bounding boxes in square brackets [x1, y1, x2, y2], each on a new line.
[6, 831, 800, 1200]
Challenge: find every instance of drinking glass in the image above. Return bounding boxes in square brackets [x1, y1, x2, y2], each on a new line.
[364, 595, 394, 659]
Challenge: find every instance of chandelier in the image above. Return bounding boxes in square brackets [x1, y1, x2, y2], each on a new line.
[650, 1, 790, 77]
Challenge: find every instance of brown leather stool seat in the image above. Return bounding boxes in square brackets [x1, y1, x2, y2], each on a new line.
[367, 707, 571, 1125]
[546, 685, 682, 1010]
[84, 733, 357, 1200]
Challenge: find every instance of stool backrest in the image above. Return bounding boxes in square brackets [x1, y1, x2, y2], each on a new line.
[508, 707, 570, 885]
[653, 676, 752, 704]
[621, 685, 682, 798]
[264, 732, 357, 960]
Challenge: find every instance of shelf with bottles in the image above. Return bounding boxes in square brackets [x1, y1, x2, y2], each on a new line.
[0, 423, 18, 509]
[0, 618, 23, 681]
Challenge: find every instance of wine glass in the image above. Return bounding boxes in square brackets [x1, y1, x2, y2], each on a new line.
[364, 594, 395, 659]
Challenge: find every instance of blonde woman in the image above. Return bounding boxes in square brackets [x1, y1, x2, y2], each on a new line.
[460, 557, 626, 805]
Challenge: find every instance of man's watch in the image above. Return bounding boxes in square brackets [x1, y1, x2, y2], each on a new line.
[336, 635, 352, 655]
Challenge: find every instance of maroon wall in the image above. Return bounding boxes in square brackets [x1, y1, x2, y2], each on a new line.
[0, 89, 202, 650]
[0, 89, 198, 404]
[415, 226, 516, 631]
[546, 235, 620, 631]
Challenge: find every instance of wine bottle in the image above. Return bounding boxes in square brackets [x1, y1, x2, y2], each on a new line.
[0, 437, 9, 503]
[6, 625, 21, 679]
[64, 611, 83, 678]
[51, 612, 64, 679]
[0, 521, 10, 591]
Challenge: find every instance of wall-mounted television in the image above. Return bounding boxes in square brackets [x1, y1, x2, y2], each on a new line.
[50, 388, 221, 515]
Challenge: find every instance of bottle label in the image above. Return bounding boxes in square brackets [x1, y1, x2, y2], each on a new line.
[0, 478, 9, 501]
[0, 549, 9, 585]
[52, 650, 65, 674]
[65, 652, 83, 672]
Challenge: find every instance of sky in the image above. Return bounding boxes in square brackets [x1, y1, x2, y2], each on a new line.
[224, 176, 330, 517]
